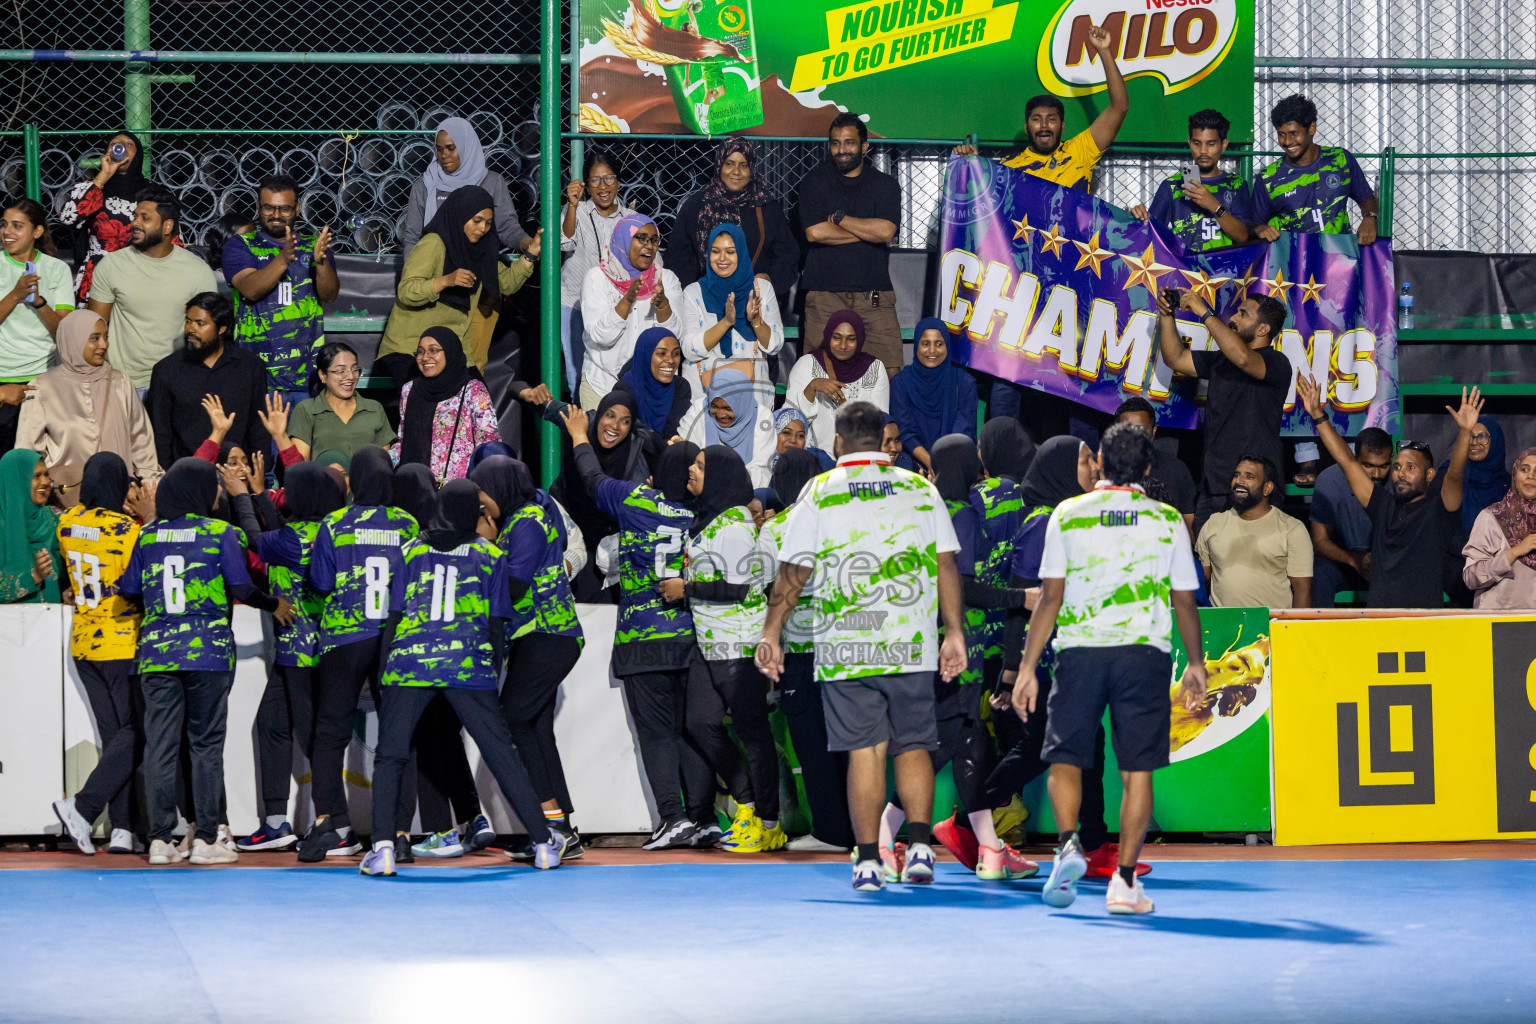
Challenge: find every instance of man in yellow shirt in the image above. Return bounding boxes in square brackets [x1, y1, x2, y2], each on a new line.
[50, 453, 151, 856]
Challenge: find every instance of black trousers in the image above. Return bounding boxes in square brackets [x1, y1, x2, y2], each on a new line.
[684, 656, 767, 818]
[413, 694, 482, 833]
[500, 633, 581, 814]
[253, 664, 314, 818]
[312, 636, 385, 829]
[621, 668, 716, 823]
[778, 652, 853, 847]
[372, 686, 552, 846]
[73, 659, 141, 829]
[140, 670, 234, 843]
[928, 681, 995, 815]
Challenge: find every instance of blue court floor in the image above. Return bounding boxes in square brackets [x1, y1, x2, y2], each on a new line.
[1, 858, 1532, 1023]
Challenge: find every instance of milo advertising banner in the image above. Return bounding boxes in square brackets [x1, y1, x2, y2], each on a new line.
[578, 0, 1256, 143]
[1004, 606, 1273, 835]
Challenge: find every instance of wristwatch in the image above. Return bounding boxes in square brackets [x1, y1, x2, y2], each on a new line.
[1213, 202, 1228, 218]
[832, 210, 846, 226]
[1362, 212, 1378, 220]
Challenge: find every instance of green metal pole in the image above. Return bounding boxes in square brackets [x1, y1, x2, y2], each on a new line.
[123, 0, 151, 156]
[539, 0, 562, 487]
[22, 124, 41, 202]
[1379, 146, 1396, 238]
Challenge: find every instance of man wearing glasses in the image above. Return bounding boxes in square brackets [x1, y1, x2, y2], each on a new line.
[1297, 377, 1481, 609]
[224, 174, 340, 414]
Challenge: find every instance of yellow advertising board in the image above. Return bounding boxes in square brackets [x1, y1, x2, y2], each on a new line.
[1271, 616, 1536, 845]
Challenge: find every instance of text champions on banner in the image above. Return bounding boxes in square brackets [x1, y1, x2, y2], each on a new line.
[938, 158, 1399, 436]
[1269, 617, 1536, 845]
[576, 0, 1255, 142]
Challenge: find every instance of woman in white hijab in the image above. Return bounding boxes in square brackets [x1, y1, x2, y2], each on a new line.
[401, 116, 536, 258]
[17, 309, 159, 505]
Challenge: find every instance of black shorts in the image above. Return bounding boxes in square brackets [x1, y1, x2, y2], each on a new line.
[821, 671, 939, 755]
[1042, 645, 1172, 773]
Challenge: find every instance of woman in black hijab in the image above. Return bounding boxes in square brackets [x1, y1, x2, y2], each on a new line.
[391, 463, 438, 528]
[394, 326, 478, 480]
[468, 454, 537, 535]
[549, 390, 650, 601]
[80, 450, 131, 513]
[350, 445, 397, 508]
[156, 458, 220, 520]
[1021, 435, 1089, 513]
[58, 129, 152, 304]
[930, 433, 984, 507]
[978, 418, 1036, 483]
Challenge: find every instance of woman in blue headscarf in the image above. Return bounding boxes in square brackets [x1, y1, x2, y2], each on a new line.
[1442, 415, 1510, 531]
[680, 223, 783, 412]
[617, 325, 696, 442]
[684, 367, 774, 487]
[888, 318, 978, 473]
[771, 407, 835, 472]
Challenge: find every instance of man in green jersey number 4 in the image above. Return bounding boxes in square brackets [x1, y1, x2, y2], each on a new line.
[757, 401, 968, 893]
[1012, 424, 1208, 916]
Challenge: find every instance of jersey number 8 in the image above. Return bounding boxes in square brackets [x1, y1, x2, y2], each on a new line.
[69, 551, 103, 609]
[364, 556, 390, 620]
[162, 555, 186, 614]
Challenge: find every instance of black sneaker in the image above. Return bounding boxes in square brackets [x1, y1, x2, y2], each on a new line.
[464, 814, 497, 853]
[642, 819, 697, 851]
[296, 823, 341, 863]
[553, 823, 585, 860]
[394, 835, 415, 864]
[691, 822, 723, 849]
[503, 834, 536, 862]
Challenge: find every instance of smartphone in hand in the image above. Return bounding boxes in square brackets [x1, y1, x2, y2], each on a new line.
[23, 260, 36, 304]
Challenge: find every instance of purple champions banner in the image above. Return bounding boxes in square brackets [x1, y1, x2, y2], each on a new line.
[937, 157, 1400, 436]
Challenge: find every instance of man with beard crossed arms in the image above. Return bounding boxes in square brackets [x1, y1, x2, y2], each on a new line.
[1195, 455, 1313, 609]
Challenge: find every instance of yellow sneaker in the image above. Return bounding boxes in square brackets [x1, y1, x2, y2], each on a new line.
[720, 810, 765, 853]
[760, 824, 787, 852]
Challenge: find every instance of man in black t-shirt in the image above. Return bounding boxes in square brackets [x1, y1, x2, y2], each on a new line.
[1298, 376, 1479, 608]
[1156, 288, 1290, 531]
[795, 112, 903, 375]
[1114, 396, 1197, 536]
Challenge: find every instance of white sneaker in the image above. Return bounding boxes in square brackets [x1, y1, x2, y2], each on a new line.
[216, 824, 238, 852]
[148, 839, 183, 865]
[1106, 871, 1155, 915]
[51, 798, 95, 856]
[785, 834, 851, 853]
[189, 838, 239, 865]
[1043, 833, 1087, 908]
[177, 827, 196, 856]
[108, 829, 139, 854]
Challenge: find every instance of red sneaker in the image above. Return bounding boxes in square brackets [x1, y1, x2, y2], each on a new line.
[1084, 842, 1151, 879]
[932, 814, 980, 871]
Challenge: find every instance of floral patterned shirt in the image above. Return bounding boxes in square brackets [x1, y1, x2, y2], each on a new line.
[388, 377, 500, 483]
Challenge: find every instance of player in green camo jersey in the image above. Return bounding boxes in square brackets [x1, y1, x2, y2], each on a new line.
[220, 462, 345, 851]
[561, 405, 716, 850]
[361, 480, 563, 877]
[1133, 109, 1254, 254]
[469, 454, 586, 857]
[1251, 94, 1379, 246]
[118, 458, 291, 866]
[223, 175, 339, 396]
[663, 445, 782, 854]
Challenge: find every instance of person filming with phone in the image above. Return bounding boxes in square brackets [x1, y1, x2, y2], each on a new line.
[1131, 109, 1253, 253]
[1155, 287, 1290, 531]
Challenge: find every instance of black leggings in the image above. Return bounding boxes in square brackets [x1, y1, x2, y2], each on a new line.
[73, 659, 142, 830]
[372, 686, 552, 846]
[778, 652, 853, 847]
[928, 681, 993, 815]
[684, 655, 775, 821]
[621, 668, 716, 824]
[501, 633, 582, 815]
[413, 694, 482, 833]
[312, 635, 385, 829]
[253, 664, 314, 819]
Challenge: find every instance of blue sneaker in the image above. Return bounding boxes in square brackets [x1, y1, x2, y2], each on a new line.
[236, 821, 297, 851]
[412, 829, 464, 858]
[465, 814, 497, 853]
[359, 844, 396, 877]
[901, 842, 936, 884]
[1043, 833, 1087, 908]
[852, 859, 886, 892]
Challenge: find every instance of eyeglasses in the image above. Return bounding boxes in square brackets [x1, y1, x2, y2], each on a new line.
[632, 232, 659, 246]
[1399, 440, 1433, 457]
[587, 174, 617, 186]
[259, 204, 296, 216]
[325, 365, 361, 378]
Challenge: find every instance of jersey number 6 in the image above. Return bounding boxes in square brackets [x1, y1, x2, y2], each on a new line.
[162, 555, 186, 614]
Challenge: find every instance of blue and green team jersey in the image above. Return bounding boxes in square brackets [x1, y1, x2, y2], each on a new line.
[256, 519, 325, 667]
[596, 478, 695, 646]
[1008, 504, 1058, 672]
[1147, 170, 1252, 253]
[944, 497, 987, 684]
[223, 229, 326, 392]
[309, 505, 419, 652]
[498, 502, 583, 644]
[1251, 146, 1375, 235]
[383, 537, 514, 690]
[121, 515, 250, 674]
[968, 477, 1023, 663]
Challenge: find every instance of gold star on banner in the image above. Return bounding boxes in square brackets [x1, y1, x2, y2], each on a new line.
[1072, 231, 1115, 278]
[1180, 268, 1232, 306]
[1011, 215, 1034, 243]
[1118, 244, 1173, 292]
[1037, 223, 1068, 259]
[1262, 269, 1294, 302]
[1298, 274, 1326, 305]
[1231, 261, 1262, 297]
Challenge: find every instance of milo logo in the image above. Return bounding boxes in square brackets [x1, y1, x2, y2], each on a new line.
[1038, 0, 1239, 96]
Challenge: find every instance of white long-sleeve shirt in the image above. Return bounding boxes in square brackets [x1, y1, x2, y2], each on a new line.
[560, 200, 635, 307]
[678, 278, 784, 414]
[783, 352, 890, 453]
[579, 263, 683, 400]
[680, 400, 776, 488]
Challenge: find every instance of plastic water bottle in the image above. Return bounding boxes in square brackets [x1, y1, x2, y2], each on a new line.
[1397, 282, 1415, 331]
